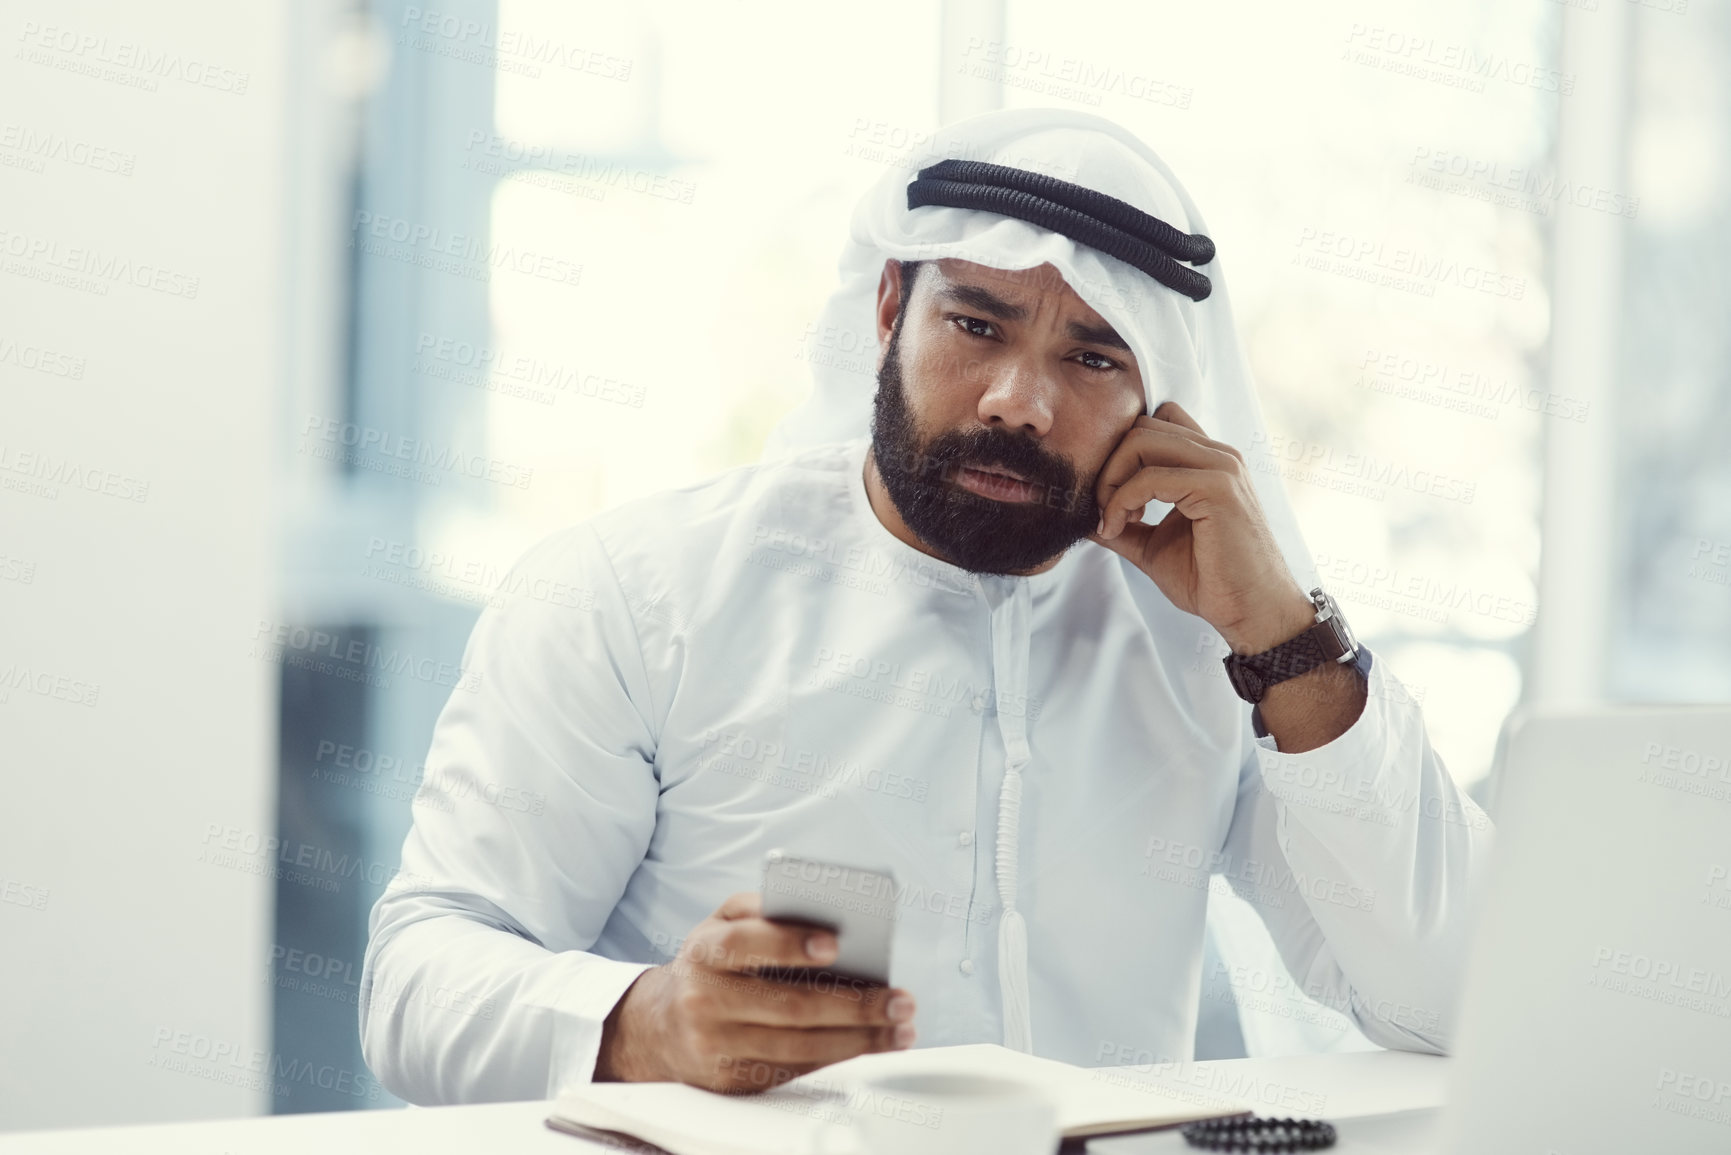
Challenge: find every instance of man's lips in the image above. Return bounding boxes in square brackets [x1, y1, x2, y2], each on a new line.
[956, 463, 1042, 503]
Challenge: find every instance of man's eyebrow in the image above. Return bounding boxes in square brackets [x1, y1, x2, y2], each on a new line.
[1066, 319, 1131, 353]
[935, 283, 1028, 322]
[938, 281, 1132, 354]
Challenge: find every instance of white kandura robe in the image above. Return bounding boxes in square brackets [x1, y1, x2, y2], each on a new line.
[360, 436, 1492, 1105]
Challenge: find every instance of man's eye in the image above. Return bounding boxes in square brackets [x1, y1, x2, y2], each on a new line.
[950, 315, 996, 339]
[1077, 351, 1120, 372]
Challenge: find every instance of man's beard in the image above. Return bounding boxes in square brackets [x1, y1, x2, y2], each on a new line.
[869, 319, 1103, 576]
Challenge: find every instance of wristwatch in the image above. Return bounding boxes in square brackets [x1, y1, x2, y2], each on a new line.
[1223, 587, 1359, 704]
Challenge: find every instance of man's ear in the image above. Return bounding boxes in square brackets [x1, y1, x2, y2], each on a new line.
[874, 259, 904, 368]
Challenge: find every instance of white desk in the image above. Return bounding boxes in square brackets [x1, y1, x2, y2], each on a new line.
[1088, 1051, 1446, 1155]
[0, 1051, 1449, 1154]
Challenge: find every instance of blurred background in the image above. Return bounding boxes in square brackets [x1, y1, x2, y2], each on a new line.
[2, 0, 1726, 1132]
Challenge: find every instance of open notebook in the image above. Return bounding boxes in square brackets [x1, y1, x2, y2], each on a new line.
[546, 1044, 1248, 1155]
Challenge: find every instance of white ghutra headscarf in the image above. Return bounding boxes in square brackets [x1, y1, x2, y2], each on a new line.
[761, 107, 1319, 1052]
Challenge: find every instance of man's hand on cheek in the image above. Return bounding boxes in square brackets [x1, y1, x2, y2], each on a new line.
[1087, 401, 1315, 655]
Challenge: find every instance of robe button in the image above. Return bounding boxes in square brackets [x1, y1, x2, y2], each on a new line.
[958, 832, 973, 847]
[958, 959, 975, 976]
[970, 694, 987, 713]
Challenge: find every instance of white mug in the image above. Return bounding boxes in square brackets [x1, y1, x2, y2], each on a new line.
[848, 1072, 1058, 1155]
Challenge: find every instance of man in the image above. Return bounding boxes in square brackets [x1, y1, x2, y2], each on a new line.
[360, 108, 1491, 1103]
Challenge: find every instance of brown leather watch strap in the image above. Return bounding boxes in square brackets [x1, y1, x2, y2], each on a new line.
[1223, 589, 1358, 704]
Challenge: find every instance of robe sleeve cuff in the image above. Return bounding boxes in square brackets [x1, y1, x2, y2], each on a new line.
[1251, 644, 1377, 753]
[548, 955, 657, 1095]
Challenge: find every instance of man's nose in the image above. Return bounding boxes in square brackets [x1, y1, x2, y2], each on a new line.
[974, 356, 1057, 437]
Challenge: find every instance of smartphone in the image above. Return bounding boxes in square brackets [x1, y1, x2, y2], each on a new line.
[759, 849, 897, 986]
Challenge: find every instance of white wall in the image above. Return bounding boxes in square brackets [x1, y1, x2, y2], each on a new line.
[0, 0, 287, 1130]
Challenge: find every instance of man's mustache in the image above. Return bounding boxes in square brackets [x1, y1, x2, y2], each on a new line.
[875, 438, 1090, 512]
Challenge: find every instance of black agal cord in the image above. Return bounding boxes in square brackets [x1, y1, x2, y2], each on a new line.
[1180, 1115, 1337, 1152]
[905, 158, 1216, 301]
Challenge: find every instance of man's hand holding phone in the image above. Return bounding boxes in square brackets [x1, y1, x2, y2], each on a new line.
[595, 892, 917, 1092]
